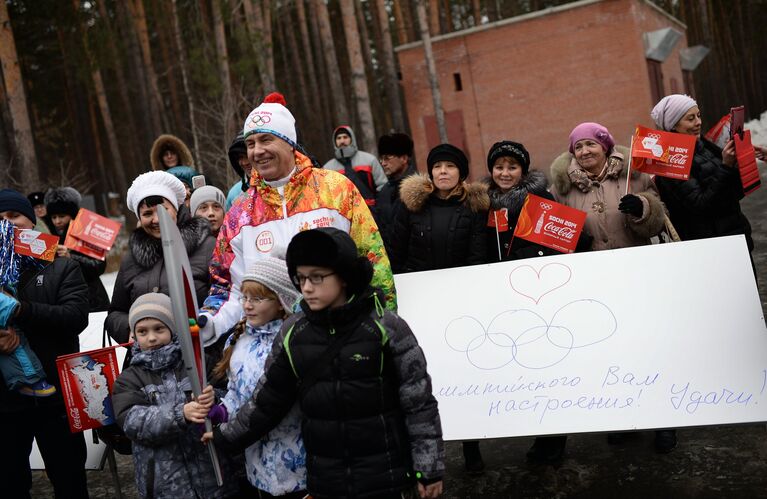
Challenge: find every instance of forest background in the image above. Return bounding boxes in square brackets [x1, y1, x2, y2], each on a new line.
[1, 0, 765, 209]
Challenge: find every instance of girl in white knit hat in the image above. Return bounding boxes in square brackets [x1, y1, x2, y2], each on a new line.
[209, 256, 306, 498]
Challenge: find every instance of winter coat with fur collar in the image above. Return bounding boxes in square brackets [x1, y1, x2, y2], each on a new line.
[549, 146, 665, 251]
[105, 211, 214, 343]
[389, 174, 489, 273]
[484, 170, 561, 262]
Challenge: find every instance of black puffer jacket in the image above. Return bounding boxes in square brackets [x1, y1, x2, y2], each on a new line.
[105, 211, 215, 343]
[215, 289, 444, 498]
[655, 138, 752, 251]
[375, 165, 417, 255]
[484, 170, 560, 262]
[389, 174, 489, 273]
[0, 258, 89, 413]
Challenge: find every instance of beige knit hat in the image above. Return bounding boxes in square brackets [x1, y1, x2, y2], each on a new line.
[241, 256, 300, 311]
[129, 293, 176, 336]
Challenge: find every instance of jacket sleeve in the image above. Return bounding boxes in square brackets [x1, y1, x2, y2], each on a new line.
[467, 210, 488, 266]
[382, 312, 444, 481]
[655, 165, 741, 215]
[346, 182, 398, 310]
[69, 251, 106, 282]
[213, 325, 299, 451]
[16, 259, 89, 338]
[113, 369, 189, 447]
[105, 264, 132, 344]
[190, 234, 216, 306]
[372, 157, 388, 191]
[388, 206, 410, 274]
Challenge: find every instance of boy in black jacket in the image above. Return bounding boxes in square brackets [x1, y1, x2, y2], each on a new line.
[205, 228, 444, 498]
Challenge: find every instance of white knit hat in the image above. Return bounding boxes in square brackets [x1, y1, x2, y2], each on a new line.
[126, 171, 187, 216]
[190, 185, 226, 215]
[241, 256, 301, 312]
[243, 92, 297, 148]
[129, 293, 176, 336]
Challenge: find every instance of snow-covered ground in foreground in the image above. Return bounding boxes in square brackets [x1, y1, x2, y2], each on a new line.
[746, 109, 767, 147]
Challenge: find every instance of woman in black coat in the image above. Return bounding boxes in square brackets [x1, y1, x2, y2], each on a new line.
[389, 143, 488, 274]
[389, 143, 489, 473]
[105, 171, 215, 344]
[484, 141, 559, 262]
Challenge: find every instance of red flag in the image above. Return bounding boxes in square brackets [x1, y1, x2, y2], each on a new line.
[735, 130, 761, 195]
[13, 228, 58, 261]
[487, 208, 509, 232]
[631, 125, 696, 180]
[704, 113, 731, 150]
[513, 194, 587, 253]
[64, 208, 122, 261]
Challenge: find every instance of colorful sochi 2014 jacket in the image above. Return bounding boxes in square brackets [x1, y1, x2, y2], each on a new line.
[201, 151, 396, 344]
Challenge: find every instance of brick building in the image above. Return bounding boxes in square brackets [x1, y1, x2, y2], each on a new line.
[395, 0, 696, 179]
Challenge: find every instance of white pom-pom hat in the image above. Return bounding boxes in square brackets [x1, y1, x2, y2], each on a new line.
[243, 92, 297, 148]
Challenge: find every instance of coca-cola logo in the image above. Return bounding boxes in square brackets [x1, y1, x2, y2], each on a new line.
[667, 153, 689, 166]
[88, 225, 115, 241]
[544, 222, 577, 240]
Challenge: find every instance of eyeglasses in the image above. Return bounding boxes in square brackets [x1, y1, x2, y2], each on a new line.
[291, 272, 335, 287]
[239, 296, 274, 305]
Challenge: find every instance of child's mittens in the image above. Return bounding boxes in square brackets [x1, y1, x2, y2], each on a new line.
[208, 404, 228, 425]
[0, 293, 19, 328]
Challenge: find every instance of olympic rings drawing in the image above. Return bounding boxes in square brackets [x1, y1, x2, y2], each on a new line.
[250, 114, 271, 126]
[647, 133, 661, 139]
[539, 202, 553, 210]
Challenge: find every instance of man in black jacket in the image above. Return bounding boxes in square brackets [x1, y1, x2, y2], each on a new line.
[0, 189, 90, 499]
[375, 132, 417, 256]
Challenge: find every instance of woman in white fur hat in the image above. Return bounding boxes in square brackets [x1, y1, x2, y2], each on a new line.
[105, 171, 216, 345]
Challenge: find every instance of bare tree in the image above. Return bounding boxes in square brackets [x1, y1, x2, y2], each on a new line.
[0, 0, 40, 189]
[243, 0, 277, 91]
[416, 0, 447, 142]
[211, 0, 236, 155]
[375, 0, 406, 130]
[126, 0, 166, 135]
[313, 0, 351, 124]
[171, 0, 202, 163]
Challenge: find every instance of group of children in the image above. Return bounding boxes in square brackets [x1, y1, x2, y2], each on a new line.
[112, 228, 444, 498]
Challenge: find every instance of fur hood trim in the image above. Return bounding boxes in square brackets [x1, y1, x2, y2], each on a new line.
[550, 145, 641, 195]
[129, 214, 210, 269]
[400, 173, 489, 213]
[150, 134, 195, 171]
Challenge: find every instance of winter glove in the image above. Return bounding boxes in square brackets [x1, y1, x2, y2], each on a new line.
[197, 312, 217, 347]
[0, 293, 20, 328]
[618, 194, 643, 218]
[208, 404, 228, 425]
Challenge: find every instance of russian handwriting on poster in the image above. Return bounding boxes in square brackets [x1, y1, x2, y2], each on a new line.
[394, 236, 767, 440]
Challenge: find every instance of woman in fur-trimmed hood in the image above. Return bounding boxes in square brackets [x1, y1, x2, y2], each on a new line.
[484, 140, 560, 262]
[389, 143, 489, 273]
[549, 122, 665, 251]
[150, 134, 195, 171]
[105, 171, 215, 344]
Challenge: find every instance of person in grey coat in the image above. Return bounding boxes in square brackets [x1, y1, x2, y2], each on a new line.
[112, 293, 238, 499]
[105, 171, 215, 344]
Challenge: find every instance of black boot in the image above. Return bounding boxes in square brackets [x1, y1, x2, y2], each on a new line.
[462, 440, 485, 474]
[526, 435, 567, 464]
[654, 429, 677, 453]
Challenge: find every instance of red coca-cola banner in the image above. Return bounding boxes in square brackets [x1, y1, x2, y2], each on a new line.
[487, 208, 509, 232]
[513, 194, 587, 253]
[13, 228, 58, 261]
[735, 130, 761, 195]
[631, 125, 696, 180]
[64, 208, 122, 261]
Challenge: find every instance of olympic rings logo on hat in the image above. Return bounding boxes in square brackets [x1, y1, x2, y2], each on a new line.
[250, 114, 272, 127]
[539, 202, 553, 210]
[647, 133, 661, 140]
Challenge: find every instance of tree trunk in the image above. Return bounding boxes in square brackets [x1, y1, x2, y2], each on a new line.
[0, 0, 40, 189]
[87, 91, 112, 193]
[428, 0, 441, 36]
[307, 0, 334, 158]
[375, 0, 406, 131]
[0, 78, 14, 187]
[339, 0, 376, 152]
[485, 0, 498, 22]
[392, 0, 409, 44]
[295, 0, 331, 142]
[155, 1, 184, 134]
[314, 0, 351, 124]
[96, 0, 141, 182]
[171, 0, 202, 162]
[416, 0, 447, 142]
[243, 0, 277, 92]
[126, 0, 166, 135]
[282, 3, 311, 122]
[211, 0, 235, 161]
[471, 0, 482, 26]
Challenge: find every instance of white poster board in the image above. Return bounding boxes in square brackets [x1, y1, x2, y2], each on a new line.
[30, 273, 127, 470]
[394, 236, 767, 441]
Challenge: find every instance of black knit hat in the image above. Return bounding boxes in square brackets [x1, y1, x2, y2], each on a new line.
[286, 228, 373, 297]
[487, 141, 530, 174]
[427, 143, 469, 180]
[0, 189, 36, 224]
[378, 133, 414, 157]
[45, 187, 81, 219]
[27, 192, 45, 207]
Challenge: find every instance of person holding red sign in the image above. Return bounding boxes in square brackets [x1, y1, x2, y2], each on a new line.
[483, 140, 559, 262]
[651, 94, 755, 257]
[550, 122, 666, 251]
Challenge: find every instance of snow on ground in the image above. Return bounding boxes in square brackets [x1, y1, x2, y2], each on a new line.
[746, 109, 767, 147]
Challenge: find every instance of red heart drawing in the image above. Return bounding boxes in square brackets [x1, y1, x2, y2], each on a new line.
[509, 263, 572, 304]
